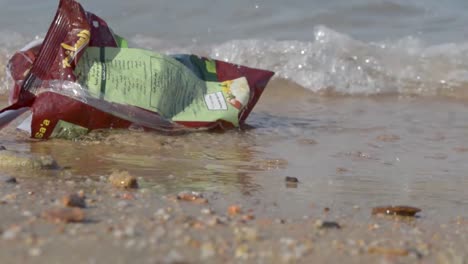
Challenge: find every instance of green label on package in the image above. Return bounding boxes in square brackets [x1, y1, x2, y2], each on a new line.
[75, 47, 250, 126]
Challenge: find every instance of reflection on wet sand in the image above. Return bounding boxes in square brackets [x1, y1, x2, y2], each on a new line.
[28, 129, 288, 197]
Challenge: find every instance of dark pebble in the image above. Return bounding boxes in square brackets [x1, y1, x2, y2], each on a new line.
[372, 205, 421, 217]
[0, 146, 6, 150]
[0, 176, 17, 184]
[285, 176, 299, 183]
[317, 221, 341, 229]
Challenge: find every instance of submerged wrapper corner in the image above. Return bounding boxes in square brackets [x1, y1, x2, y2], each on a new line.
[0, 0, 274, 139]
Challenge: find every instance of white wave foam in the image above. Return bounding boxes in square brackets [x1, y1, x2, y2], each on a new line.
[207, 26, 468, 96]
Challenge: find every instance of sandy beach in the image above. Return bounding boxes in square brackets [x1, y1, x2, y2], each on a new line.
[1, 82, 468, 263]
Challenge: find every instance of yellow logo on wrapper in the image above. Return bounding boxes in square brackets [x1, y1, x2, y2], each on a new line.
[61, 30, 90, 68]
[34, 119, 51, 139]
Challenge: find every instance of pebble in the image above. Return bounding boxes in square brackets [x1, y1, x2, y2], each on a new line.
[0, 175, 17, 184]
[368, 247, 410, 256]
[201, 208, 213, 215]
[228, 205, 242, 216]
[62, 193, 87, 208]
[0, 146, 6, 150]
[376, 134, 401, 142]
[176, 191, 207, 204]
[22, 210, 33, 217]
[372, 205, 421, 217]
[315, 220, 341, 229]
[285, 176, 299, 183]
[285, 176, 299, 188]
[108, 171, 138, 189]
[28, 247, 42, 257]
[206, 216, 224, 226]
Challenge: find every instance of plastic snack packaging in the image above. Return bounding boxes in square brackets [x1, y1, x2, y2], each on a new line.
[0, 0, 274, 139]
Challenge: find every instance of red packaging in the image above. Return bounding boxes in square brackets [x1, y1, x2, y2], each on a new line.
[0, 0, 274, 139]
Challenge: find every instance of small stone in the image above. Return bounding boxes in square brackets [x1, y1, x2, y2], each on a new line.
[376, 134, 400, 142]
[28, 247, 42, 257]
[275, 218, 286, 224]
[0, 176, 17, 184]
[228, 205, 242, 216]
[201, 208, 213, 215]
[22, 210, 33, 217]
[108, 171, 138, 189]
[315, 220, 341, 229]
[242, 214, 255, 221]
[62, 193, 86, 208]
[372, 205, 421, 217]
[336, 167, 349, 173]
[285, 176, 299, 183]
[368, 247, 410, 256]
[176, 191, 207, 204]
[206, 216, 224, 226]
[42, 208, 85, 223]
[0, 146, 6, 150]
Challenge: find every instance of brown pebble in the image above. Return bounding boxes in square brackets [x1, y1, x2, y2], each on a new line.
[372, 206, 421, 217]
[0, 146, 5, 151]
[109, 171, 138, 189]
[368, 247, 409, 256]
[336, 167, 348, 173]
[176, 191, 208, 204]
[62, 193, 86, 208]
[376, 134, 400, 142]
[315, 220, 341, 229]
[228, 205, 242, 216]
[42, 208, 85, 223]
[323, 207, 330, 213]
[241, 214, 255, 221]
[285, 176, 299, 183]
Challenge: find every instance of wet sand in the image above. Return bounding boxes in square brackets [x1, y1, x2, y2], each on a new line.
[1, 82, 468, 263]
